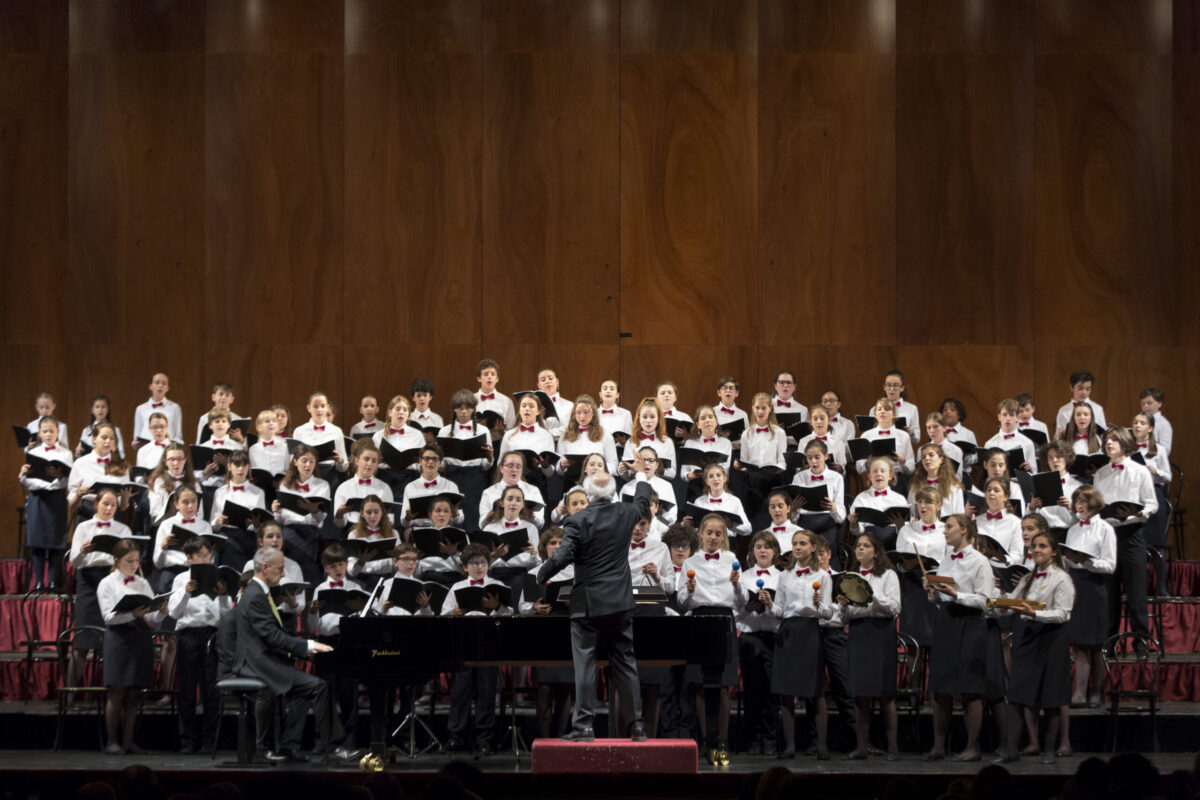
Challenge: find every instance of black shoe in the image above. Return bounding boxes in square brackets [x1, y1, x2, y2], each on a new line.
[442, 736, 468, 754]
[629, 722, 647, 742]
[179, 744, 197, 755]
[264, 749, 307, 763]
[560, 727, 595, 742]
[777, 747, 795, 760]
[475, 742, 494, 759]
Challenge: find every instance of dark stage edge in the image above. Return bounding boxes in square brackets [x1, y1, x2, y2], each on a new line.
[1, 750, 1196, 800]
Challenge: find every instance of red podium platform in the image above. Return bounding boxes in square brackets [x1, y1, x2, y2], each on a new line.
[531, 739, 698, 774]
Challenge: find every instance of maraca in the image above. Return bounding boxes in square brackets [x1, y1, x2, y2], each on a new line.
[756, 579, 765, 589]
[732, 561, 741, 571]
[812, 581, 822, 590]
[686, 569, 696, 579]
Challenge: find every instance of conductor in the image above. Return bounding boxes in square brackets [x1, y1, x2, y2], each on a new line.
[537, 460, 652, 742]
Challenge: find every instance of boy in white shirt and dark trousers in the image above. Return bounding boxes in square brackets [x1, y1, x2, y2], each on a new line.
[442, 543, 512, 757]
[310, 542, 368, 762]
[168, 538, 232, 753]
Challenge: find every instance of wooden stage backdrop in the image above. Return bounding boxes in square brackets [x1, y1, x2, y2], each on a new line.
[1, 0, 1198, 556]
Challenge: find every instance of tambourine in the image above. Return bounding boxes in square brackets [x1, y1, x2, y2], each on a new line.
[833, 572, 873, 607]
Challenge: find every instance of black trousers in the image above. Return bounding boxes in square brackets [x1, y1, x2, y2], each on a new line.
[448, 666, 498, 747]
[571, 610, 643, 734]
[177, 626, 219, 748]
[278, 671, 339, 753]
[1107, 524, 1149, 639]
[738, 631, 777, 747]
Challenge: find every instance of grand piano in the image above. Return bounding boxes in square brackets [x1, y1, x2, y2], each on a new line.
[320, 615, 733, 754]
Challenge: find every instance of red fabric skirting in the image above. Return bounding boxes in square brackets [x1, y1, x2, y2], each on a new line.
[0, 560, 27, 595]
[0, 662, 59, 701]
[1157, 602, 1200, 654]
[0, 596, 67, 650]
[1171, 561, 1200, 597]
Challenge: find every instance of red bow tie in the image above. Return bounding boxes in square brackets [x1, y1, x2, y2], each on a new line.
[673, 566, 681, 572]
[151, 402, 163, 408]
[601, 409, 614, 414]
[631, 541, 645, 550]
[459, 425, 472, 431]
[1137, 442, 1148, 449]
[876, 429, 891, 435]
[816, 435, 827, 441]
[181, 518, 195, 524]
[755, 427, 769, 434]
[665, 409, 674, 416]
[830, 417, 840, 423]
[986, 512, 1002, 521]
[423, 480, 437, 488]
[124, 576, 136, 585]
[96, 457, 109, 465]
[261, 440, 274, 446]
[577, 426, 589, 432]
[520, 425, 535, 433]
[358, 478, 371, 485]
[773, 526, 786, 532]
[504, 521, 519, 528]
[363, 422, 376, 428]
[43, 445, 55, 452]
[390, 428, 404, 435]
[703, 437, 716, 443]
[470, 578, 485, 585]
[757, 569, 771, 576]
[720, 407, 734, 415]
[709, 498, 722, 504]
[1061, 476, 1067, 484]
[294, 483, 309, 492]
[874, 490, 888, 497]
[172, 476, 184, 483]
[232, 485, 245, 492]
[950, 551, 964, 560]
[811, 474, 824, 481]
[639, 433, 655, 441]
[480, 393, 495, 401]
[329, 580, 343, 588]
[212, 439, 225, 445]
[278, 430, 287, 436]
[1075, 434, 1088, 440]
[155, 441, 166, 446]
[945, 428, 957, 434]
[1080, 518, 1091, 526]
[1112, 464, 1124, 471]
[367, 528, 380, 534]
[1003, 433, 1015, 440]
[923, 524, 936, 531]
[704, 552, 720, 561]
[860, 569, 874, 576]
[96, 521, 111, 528]
[313, 425, 325, 432]
[926, 479, 938, 485]
[776, 400, 791, 408]
[895, 401, 902, 408]
[796, 567, 810, 576]
[1034, 571, 1047, 579]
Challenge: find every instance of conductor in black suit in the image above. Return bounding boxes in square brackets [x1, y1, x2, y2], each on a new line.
[537, 460, 652, 742]
[232, 547, 336, 762]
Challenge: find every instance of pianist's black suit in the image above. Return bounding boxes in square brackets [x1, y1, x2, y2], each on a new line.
[233, 577, 338, 753]
[537, 478, 652, 734]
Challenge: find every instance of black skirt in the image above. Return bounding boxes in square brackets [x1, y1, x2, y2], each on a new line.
[73, 567, 110, 650]
[1007, 618, 1070, 709]
[104, 620, 155, 688]
[686, 607, 738, 687]
[1067, 570, 1108, 646]
[984, 619, 1007, 702]
[847, 616, 897, 698]
[897, 571, 936, 646]
[26, 489, 68, 549]
[930, 604, 987, 696]
[771, 617, 823, 698]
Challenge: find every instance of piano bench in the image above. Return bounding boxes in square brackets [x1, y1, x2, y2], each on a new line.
[216, 677, 267, 765]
